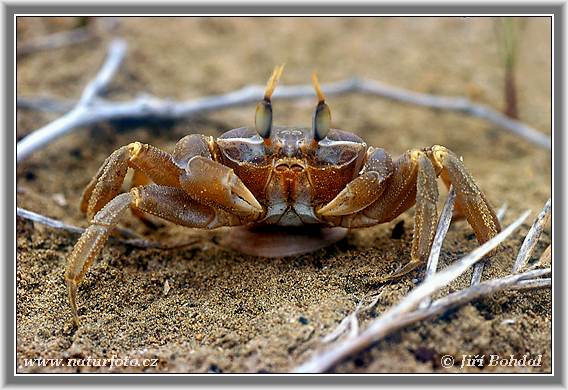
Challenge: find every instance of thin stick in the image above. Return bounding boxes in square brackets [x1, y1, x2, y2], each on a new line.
[16, 39, 127, 163]
[18, 77, 551, 150]
[295, 266, 548, 373]
[322, 289, 384, 344]
[470, 202, 508, 286]
[424, 186, 457, 280]
[294, 210, 530, 373]
[17, 96, 75, 113]
[17, 207, 84, 235]
[419, 186, 456, 309]
[16, 206, 200, 250]
[512, 198, 552, 273]
[16, 46, 550, 163]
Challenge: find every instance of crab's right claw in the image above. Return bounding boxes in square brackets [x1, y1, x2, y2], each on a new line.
[181, 156, 263, 219]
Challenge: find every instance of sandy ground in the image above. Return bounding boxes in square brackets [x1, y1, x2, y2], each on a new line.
[16, 17, 551, 373]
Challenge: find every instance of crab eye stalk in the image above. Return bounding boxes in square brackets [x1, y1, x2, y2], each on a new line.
[255, 64, 285, 141]
[255, 100, 272, 139]
[311, 72, 331, 142]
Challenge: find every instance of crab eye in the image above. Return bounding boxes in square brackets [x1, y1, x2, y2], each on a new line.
[311, 72, 331, 142]
[313, 101, 331, 141]
[255, 64, 284, 140]
[255, 99, 272, 139]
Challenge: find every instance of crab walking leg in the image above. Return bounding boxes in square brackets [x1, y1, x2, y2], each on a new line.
[81, 142, 183, 220]
[66, 185, 242, 324]
[388, 152, 439, 278]
[337, 149, 424, 227]
[128, 169, 157, 225]
[317, 147, 394, 216]
[427, 145, 501, 244]
[334, 150, 440, 278]
[67, 192, 132, 325]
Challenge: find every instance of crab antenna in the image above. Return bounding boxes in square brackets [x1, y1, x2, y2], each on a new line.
[311, 71, 331, 142]
[311, 72, 326, 104]
[264, 64, 285, 101]
[255, 64, 285, 141]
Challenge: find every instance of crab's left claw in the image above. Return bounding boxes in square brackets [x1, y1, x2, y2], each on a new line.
[317, 147, 394, 217]
[181, 156, 263, 219]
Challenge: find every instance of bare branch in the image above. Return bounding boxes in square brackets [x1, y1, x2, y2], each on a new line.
[16, 39, 127, 163]
[294, 210, 530, 373]
[295, 265, 548, 373]
[423, 186, 456, 281]
[78, 39, 126, 105]
[470, 261, 486, 286]
[16, 206, 201, 250]
[17, 207, 84, 235]
[17, 96, 75, 113]
[512, 198, 552, 273]
[16, 40, 550, 163]
[419, 186, 456, 309]
[471, 202, 508, 286]
[430, 269, 550, 305]
[322, 289, 386, 344]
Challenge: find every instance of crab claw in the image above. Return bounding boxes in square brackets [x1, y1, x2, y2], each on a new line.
[317, 172, 387, 217]
[181, 156, 263, 219]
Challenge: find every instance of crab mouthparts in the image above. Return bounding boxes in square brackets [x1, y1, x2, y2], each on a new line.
[274, 158, 306, 173]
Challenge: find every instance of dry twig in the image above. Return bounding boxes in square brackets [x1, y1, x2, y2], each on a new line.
[321, 289, 386, 344]
[512, 198, 552, 273]
[423, 188, 456, 280]
[296, 266, 549, 373]
[470, 202, 509, 286]
[17, 207, 85, 235]
[16, 40, 551, 163]
[294, 210, 533, 373]
[17, 39, 127, 162]
[16, 206, 200, 250]
[419, 186, 456, 309]
[17, 96, 75, 113]
[298, 270, 549, 373]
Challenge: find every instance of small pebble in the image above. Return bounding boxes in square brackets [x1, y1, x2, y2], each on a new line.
[163, 280, 171, 296]
[52, 193, 67, 207]
[298, 316, 309, 325]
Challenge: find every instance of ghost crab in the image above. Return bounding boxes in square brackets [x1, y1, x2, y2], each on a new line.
[65, 65, 501, 324]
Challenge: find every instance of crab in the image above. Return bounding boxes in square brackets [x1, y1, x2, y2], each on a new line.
[65, 65, 501, 325]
